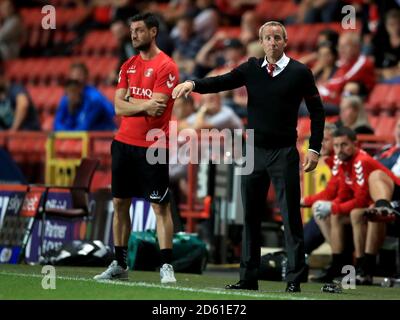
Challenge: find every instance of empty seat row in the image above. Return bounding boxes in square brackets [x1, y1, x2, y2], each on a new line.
[366, 83, 400, 113]
[6, 57, 118, 85]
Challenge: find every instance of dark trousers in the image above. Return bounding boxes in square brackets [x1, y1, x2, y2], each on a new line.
[240, 145, 307, 283]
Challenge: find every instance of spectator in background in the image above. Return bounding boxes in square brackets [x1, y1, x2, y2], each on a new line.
[193, 0, 219, 40]
[298, 41, 338, 117]
[155, 0, 199, 28]
[375, 118, 400, 177]
[172, 15, 205, 79]
[183, 93, 243, 131]
[0, 0, 24, 61]
[109, 19, 136, 85]
[288, 0, 344, 24]
[170, 93, 243, 234]
[194, 34, 246, 78]
[169, 0, 219, 47]
[195, 38, 247, 117]
[302, 123, 339, 253]
[335, 95, 374, 135]
[371, 9, 400, 83]
[312, 42, 338, 86]
[301, 123, 355, 282]
[215, 0, 256, 26]
[239, 10, 261, 46]
[111, 0, 139, 22]
[0, 65, 40, 131]
[318, 32, 376, 110]
[69, 62, 115, 118]
[299, 28, 339, 66]
[341, 80, 369, 101]
[54, 79, 116, 131]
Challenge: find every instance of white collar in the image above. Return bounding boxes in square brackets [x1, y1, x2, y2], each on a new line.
[261, 53, 290, 69]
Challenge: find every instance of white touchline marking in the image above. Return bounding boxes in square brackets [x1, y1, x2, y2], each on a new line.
[0, 271, 313, 300]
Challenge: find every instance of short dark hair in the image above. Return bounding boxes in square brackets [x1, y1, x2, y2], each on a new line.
[319, 29, 339, 47]
[333, 126, 357, 141]
[64, 78, 83, 88]
[128, 12, 159, 35]
[70, 62, 88, 77]
[317, 40, 338, 58]
[386, 8, 400, 22]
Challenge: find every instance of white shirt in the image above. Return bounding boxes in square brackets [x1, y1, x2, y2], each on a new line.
[261, 53, 290, 77]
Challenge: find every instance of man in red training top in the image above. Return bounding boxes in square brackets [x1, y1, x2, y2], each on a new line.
[94, 13, 179, 284]
[314, 127, 400, 285]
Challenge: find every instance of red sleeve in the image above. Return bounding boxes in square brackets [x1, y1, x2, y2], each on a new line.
[153, 61, 179, 96]
[303, 175, 339, 206]
[331, 159, 372, 214]
[116, 61, 129, 90]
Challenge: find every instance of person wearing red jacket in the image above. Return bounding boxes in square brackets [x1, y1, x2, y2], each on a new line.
[302, 123, 354, 282]
[328, 127, 400, 285]
[318, 32, 376, 108]
[302, 123, 349, 243]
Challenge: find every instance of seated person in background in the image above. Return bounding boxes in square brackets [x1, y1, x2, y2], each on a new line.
[54, 79, 116, 131]
[318, 32, 376, 110]
[298, 42, 339, 117]
[0, 65, 40, 131]
[170, 93, 243, 208]
[341, 80, 369, 101]
[0, 0, 24, 61]
[335, 95, 374, 134]
[312, 127, 400, 285]
[299, 28, 339, 66]
[371, 9, 400, 83]
[172, 95, 197, 131]
[302, 123, 354, 282]
[172, 14, 205, 79]
[312, 41, 338, 86]
[375, 118, 400, 177]
[182, 93, 243, 131]
[239, 10, 261, 46]
[108, 19, 136, 85]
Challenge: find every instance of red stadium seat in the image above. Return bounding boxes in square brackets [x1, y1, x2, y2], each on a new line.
[365, 84, 392, 114]
[384, 84, 400, 112]
[99, 85, 115, 102]
[374, 115, 396, 137]
[367, 114, 379, 129]
[79, 30, 118, 56]
[27, 85, 64, 113]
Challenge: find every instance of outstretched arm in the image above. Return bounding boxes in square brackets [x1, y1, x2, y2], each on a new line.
[172, 62, 248, 99]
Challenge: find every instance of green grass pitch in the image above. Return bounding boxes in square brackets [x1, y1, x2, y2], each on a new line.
[1, 264, 400, 300]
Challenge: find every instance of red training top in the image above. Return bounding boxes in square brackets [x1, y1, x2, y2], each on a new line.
[115, 51, 179, 148]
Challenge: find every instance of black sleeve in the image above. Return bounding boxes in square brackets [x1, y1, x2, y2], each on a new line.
[303, 67, 325, 153]
[193, 61, 248, 94]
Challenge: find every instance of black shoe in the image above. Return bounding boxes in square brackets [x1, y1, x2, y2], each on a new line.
[310, 265, 342, 283]
[355, 274, 373, 285]
[225, 280, 258, 290]
[286, 282, 301, 293]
